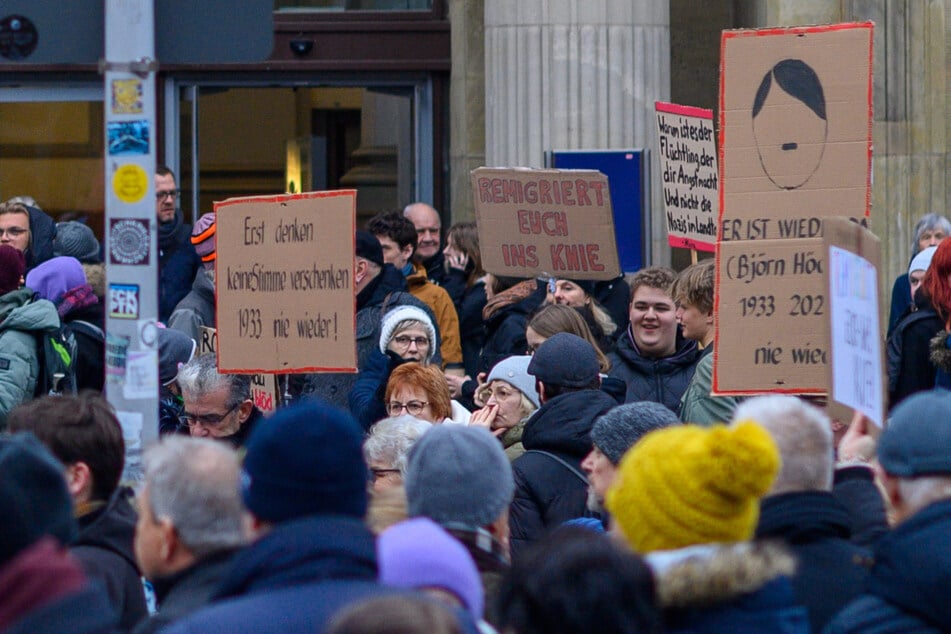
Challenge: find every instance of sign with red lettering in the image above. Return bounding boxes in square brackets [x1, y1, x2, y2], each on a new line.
[199, 326, 280, 415]
[655, 101, 717, 252]
[469, 167, 620, 280]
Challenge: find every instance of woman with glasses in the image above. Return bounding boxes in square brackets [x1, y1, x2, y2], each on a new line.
[468, 355, 539, 461]
[363, 414, 431, 495]
[382, 362, 467, 426]
[350, 305, 441, 430]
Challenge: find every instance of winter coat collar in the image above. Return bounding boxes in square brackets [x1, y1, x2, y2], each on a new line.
[614, 324, 700, 372]
[521, 389, 616, 458]
[756, 490, 853, 544]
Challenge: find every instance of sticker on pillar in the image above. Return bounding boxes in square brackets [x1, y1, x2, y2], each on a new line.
[109, 283, 140, 319]
[109, 218, 150, 265]
[113, 164, 148, 204]
[124, 350, 158, 400]
[111, 79, 144, 115]
[139, 320, 159, 349]
[106, 333, 131, 387]
[108, 121, 149, 156]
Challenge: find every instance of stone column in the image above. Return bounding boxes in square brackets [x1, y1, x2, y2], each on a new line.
[483, 0, 672, 264]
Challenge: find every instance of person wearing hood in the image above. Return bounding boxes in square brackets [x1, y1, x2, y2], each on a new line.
[509, 333, 617, 560]
[26, 256, 105, 392]
[0, 198, 57, 271]
[0, 245, 60, 426]
[7, 393, 149, 631]
[156, 167, 201, 323]
[608, 267, 702, 414]
[168, 212, 215, 344]
[606, 419, 809, 633]
[157, 327, 197, 436]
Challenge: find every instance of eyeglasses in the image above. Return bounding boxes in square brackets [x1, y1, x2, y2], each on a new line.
[156, 189, 178, 200]
[0, 227, 28, 238]
[392, 335, 429, 348]
[387, 400, 429, 416]
[369, 468, 401, 482]
[179, 403, 238, 428]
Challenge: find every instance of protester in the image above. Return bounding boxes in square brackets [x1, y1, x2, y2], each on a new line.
[581, 401, 680, 519]
[826, 389, 951, 632]
[404, 202, 446, 286]
[26, 255, 105, 392]
[156, 166, 201, 322]
[7, 393, 149, 630]
[495, 527, 661, 634]
[364, 415, 432, 494]
[53, 220, 104, 300]
[0, 245, 60, 424]
[168, 212, 215, 342]
[442, 221, 489, 376]
[161, 400, 401, 633]
[887, 240, 947, 408]
[673, 259, 741, 424]
[549, 277, 617, 345]
[608, 266, 701, 412]
[385, 363, 470, 425]
[350, 305, 440, 429]
[606, 420, 808, 632]
[478, 276, 547, 376]
[509, 333, 616, 559]
[368, 211, 463, 373]
[299, 230, 440, 408]
[740, 396, 873, 632]
[328, 595, 465, 634]
[377, 518, 485, 624]
[0, 199, 57, 271]
[525, 303, 611, 372]
[132, 436, 247, 634]
[887, 212, 951, 335]
[0, 433, 118, 634]
[176, 352, 262, 448]
[157, 327, 197, 435]
[404, 424, 514, 626]
[469, 355, 539, 460]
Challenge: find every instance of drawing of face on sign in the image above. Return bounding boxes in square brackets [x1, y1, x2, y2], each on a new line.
[751, 59, 827, 190]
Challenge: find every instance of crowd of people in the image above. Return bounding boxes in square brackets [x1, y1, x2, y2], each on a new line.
[3, 183, 951, 632]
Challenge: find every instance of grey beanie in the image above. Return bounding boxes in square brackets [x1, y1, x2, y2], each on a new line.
[590, 401, 681, 464]
[404, 425, 514, 529]
[53, 221, 101, 264]
[486, 355, 539, 409]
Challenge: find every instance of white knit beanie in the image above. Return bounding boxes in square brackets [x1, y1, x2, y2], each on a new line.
[379, 305, 438, 363]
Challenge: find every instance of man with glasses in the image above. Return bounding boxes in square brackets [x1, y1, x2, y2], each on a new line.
[176, 353, 261, 449]
[156, 166, 200, 323]
[0, 198, 57, 271]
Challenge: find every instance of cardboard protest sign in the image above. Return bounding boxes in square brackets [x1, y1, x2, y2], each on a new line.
[215, 190, 357, 373]
[713, 23, 874, 395]
[823, 218, 884, 427]
[470, 167, 620, 280]
[718, 23, 873, 230]
[199, 327, 280, 414]
[655, 101, 717, 252]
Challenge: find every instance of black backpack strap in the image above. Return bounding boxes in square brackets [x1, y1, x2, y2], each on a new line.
[524, 450, 588, 485]
[68, 319, 105, 341]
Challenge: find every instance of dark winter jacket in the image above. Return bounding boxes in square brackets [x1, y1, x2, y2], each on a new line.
[161, 515, 401, 634]
[167, 268, 215, 344]
[824, 498, 951, 634]
[886, 272, 912, 336]
[479, 281, 546, 375]
[64, 300, 106, 392]
[302, 265, 439, 410]
[755, 491, 873, 633]
[158, 209, 201, 323]
[509, 389, 616, 560]
[25, 205, 57, 271]
[445, 269, 488, 377]
[886, 292, 943, 410]
[223, 406, 263, 450]
[649, 542, 809, 634]
[608, 325, 702, 413]
[831, 466, 889, 549]
[421, 250, 448, 288]
[71, 487, 148, 632]
[131, 549, 237, 634]
[159, 385, 187, 436]
[594, 275, 631, 337]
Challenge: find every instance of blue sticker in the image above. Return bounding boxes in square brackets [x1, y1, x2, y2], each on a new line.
[109, 283, 140, 319]
[107, 120, 149, 156]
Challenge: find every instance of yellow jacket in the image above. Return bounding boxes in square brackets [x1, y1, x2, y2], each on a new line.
[406, 263, 463, 367]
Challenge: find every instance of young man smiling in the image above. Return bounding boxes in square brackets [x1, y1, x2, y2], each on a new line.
[607, 266, 702, 413]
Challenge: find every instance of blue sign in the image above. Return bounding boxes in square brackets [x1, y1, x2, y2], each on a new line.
[548, 149, 648, 272]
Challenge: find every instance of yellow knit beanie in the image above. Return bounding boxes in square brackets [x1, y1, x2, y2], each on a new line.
[605, 420, 780, 554]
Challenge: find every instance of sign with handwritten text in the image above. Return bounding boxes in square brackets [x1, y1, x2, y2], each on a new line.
[215, 190, 357, 373]
[199, 327, 279, 414]
[655, 101, 717, 252]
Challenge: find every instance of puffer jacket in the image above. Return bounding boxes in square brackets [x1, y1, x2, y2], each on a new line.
[0, 287, 60, 427]
[168, 268, 215, 345]
[608, 325, 702, 413]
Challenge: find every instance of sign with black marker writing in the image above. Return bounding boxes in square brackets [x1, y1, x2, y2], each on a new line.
[199, 326, 280, 414]
[215, 190, 357, 373]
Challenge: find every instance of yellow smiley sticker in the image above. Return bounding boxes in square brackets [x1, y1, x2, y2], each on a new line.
[112, 164, 148, 204]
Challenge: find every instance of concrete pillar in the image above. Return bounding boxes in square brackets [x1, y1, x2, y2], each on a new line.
[483, 0, 671, 264]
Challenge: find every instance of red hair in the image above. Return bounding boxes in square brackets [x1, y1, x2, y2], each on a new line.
[384, 363, 452, 422]
[922, 238, 951, 326]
